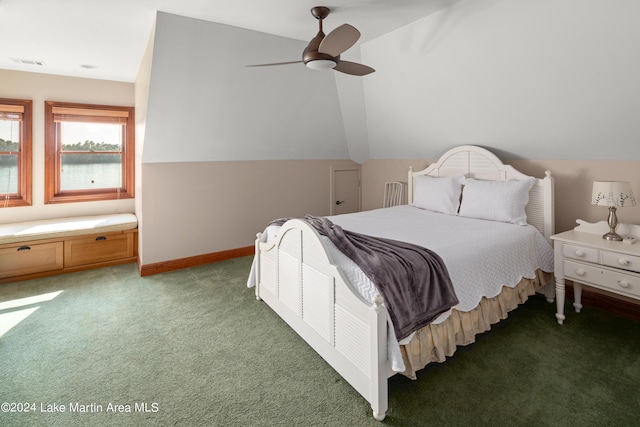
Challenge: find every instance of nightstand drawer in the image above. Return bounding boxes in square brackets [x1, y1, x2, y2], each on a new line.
[601, 251, 640, 273]
[563, 260, 601, 283]
[562, 244, 598, 263]
[600, 270, 640, 298]
[552, 226, 640, 324]
[564, 260, 640, 299]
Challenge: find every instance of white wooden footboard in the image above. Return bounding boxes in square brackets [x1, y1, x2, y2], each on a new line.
[255, 219, 391, 421]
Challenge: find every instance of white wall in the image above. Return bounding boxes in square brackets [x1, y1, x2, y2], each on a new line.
[334, 50, 371, 164]
[143, 12, 349, 163]
[358, 0, 640, 232]
[361, 0, 640, 160]
[134, 20, 156, 264]
[0, 70, 135, 224]
[137, 12, 362, 265]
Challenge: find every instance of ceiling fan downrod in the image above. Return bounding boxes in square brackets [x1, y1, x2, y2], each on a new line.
[304, 6, 337, 69]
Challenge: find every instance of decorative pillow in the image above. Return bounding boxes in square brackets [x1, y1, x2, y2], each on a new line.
[458, 177, 536, 225]
[411, 175, 464, 215]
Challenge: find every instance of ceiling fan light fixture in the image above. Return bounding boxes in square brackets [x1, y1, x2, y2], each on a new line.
[305, 59, 337, 70]
[246, 6, 374, 76]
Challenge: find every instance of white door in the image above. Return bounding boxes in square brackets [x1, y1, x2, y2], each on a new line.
[331, 167, 361, 215]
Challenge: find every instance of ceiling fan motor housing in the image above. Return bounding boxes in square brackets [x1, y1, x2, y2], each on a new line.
[303, 32, 338, 68]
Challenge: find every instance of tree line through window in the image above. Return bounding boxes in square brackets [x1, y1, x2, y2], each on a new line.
[0, 99, 134, 207]
[0, 98, 32, 207]
[45, 101, 134, 204]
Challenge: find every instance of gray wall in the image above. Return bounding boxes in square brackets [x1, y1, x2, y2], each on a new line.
[360, 0, 640, 161]
[143, 12, 349, 163]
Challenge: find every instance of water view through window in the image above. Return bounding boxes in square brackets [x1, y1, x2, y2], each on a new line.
[0, 163, 122, 193]
[0, 162, 18, 194]
[0, 118, 19, 195]
[60, 121, 123, 191]
[60, 162, 122, 190]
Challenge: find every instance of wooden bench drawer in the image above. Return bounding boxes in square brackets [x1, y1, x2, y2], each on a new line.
[64, 233, 134, 267]
[0, 242, 64, 279]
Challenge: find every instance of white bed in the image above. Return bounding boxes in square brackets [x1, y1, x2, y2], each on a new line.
[249, 145, 555, 420]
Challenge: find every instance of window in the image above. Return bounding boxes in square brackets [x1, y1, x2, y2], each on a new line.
[0, 98, 32, 207]
[44, 101, 134, 204]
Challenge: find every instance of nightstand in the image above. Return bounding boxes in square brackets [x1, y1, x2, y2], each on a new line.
[551, 220, 640, 325]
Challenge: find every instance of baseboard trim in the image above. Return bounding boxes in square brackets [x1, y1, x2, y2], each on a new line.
[139, 245, 254, 277]
[566, 282, 640, 322]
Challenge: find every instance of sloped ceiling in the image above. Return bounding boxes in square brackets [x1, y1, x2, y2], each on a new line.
[0, 0, 461, 82]
[142, 13, 351, 163]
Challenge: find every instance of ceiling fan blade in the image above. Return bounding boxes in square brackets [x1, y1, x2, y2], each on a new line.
[246, 61, 302, 67]
[333, 60, 375, 76]
[318, 24, 360, 57]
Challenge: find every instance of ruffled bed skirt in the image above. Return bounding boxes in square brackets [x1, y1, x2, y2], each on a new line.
[399, 270, 553, 379]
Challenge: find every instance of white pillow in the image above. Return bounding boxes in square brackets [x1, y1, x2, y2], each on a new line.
[411, 175, 464, 215]
[458, 177, 536, 225]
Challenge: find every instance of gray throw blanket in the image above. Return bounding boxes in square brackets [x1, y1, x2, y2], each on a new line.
[272, 215, 459, 341]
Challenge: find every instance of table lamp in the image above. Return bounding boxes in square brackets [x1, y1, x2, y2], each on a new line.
[591, 181, 636, 241]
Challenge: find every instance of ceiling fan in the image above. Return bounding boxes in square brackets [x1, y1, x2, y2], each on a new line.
[247, 6, 375, 76]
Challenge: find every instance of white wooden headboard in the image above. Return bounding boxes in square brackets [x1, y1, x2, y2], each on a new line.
[408, 145, 555, 241]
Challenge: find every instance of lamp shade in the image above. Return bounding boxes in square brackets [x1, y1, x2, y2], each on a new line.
[592, 181, 636, 207]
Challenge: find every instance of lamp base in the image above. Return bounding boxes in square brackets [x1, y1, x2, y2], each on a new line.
[602, 231, 623, 241]
[603, 206, 623, 241]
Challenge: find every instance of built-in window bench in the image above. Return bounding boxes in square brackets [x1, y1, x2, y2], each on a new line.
[0, 214, 138, 284]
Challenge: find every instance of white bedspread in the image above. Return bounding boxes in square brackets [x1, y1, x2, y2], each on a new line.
[248, 205, 554, 372]
[325, 205, 554, 320]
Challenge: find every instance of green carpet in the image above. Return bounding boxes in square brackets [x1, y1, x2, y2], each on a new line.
[0, 257, 638, 426]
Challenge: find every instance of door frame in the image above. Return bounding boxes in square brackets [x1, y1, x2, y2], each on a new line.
[330, 166, 361, 215]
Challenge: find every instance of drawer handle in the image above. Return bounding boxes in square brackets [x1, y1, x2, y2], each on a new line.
[618, 280, 630, 288]
[575, 250, 585, 257]
[95, 236, 107, 241]
[17, 246, 31, 251]
[575, 268, 586, 276]
[618, 258, 629, 266]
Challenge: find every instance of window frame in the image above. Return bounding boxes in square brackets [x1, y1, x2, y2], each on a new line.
[0, 98, 32, 207]
[44, 101, 134, 204]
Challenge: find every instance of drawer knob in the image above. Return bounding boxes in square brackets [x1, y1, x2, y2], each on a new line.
[618, 280, 630, 288]
[575, 268, 586, 276]
[575, 250, 585, 257]
[95, 236, 107, 241]
[17, 246, 31, 252]
[618, 258, 629, 266]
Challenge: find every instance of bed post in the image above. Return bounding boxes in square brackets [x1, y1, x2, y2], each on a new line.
[542, 170, 555, 240]
[370, 295, 388, 421]
[542, 170, 556, 303]
[407, 166, 414, 205]
[254, 232, 262, 301]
